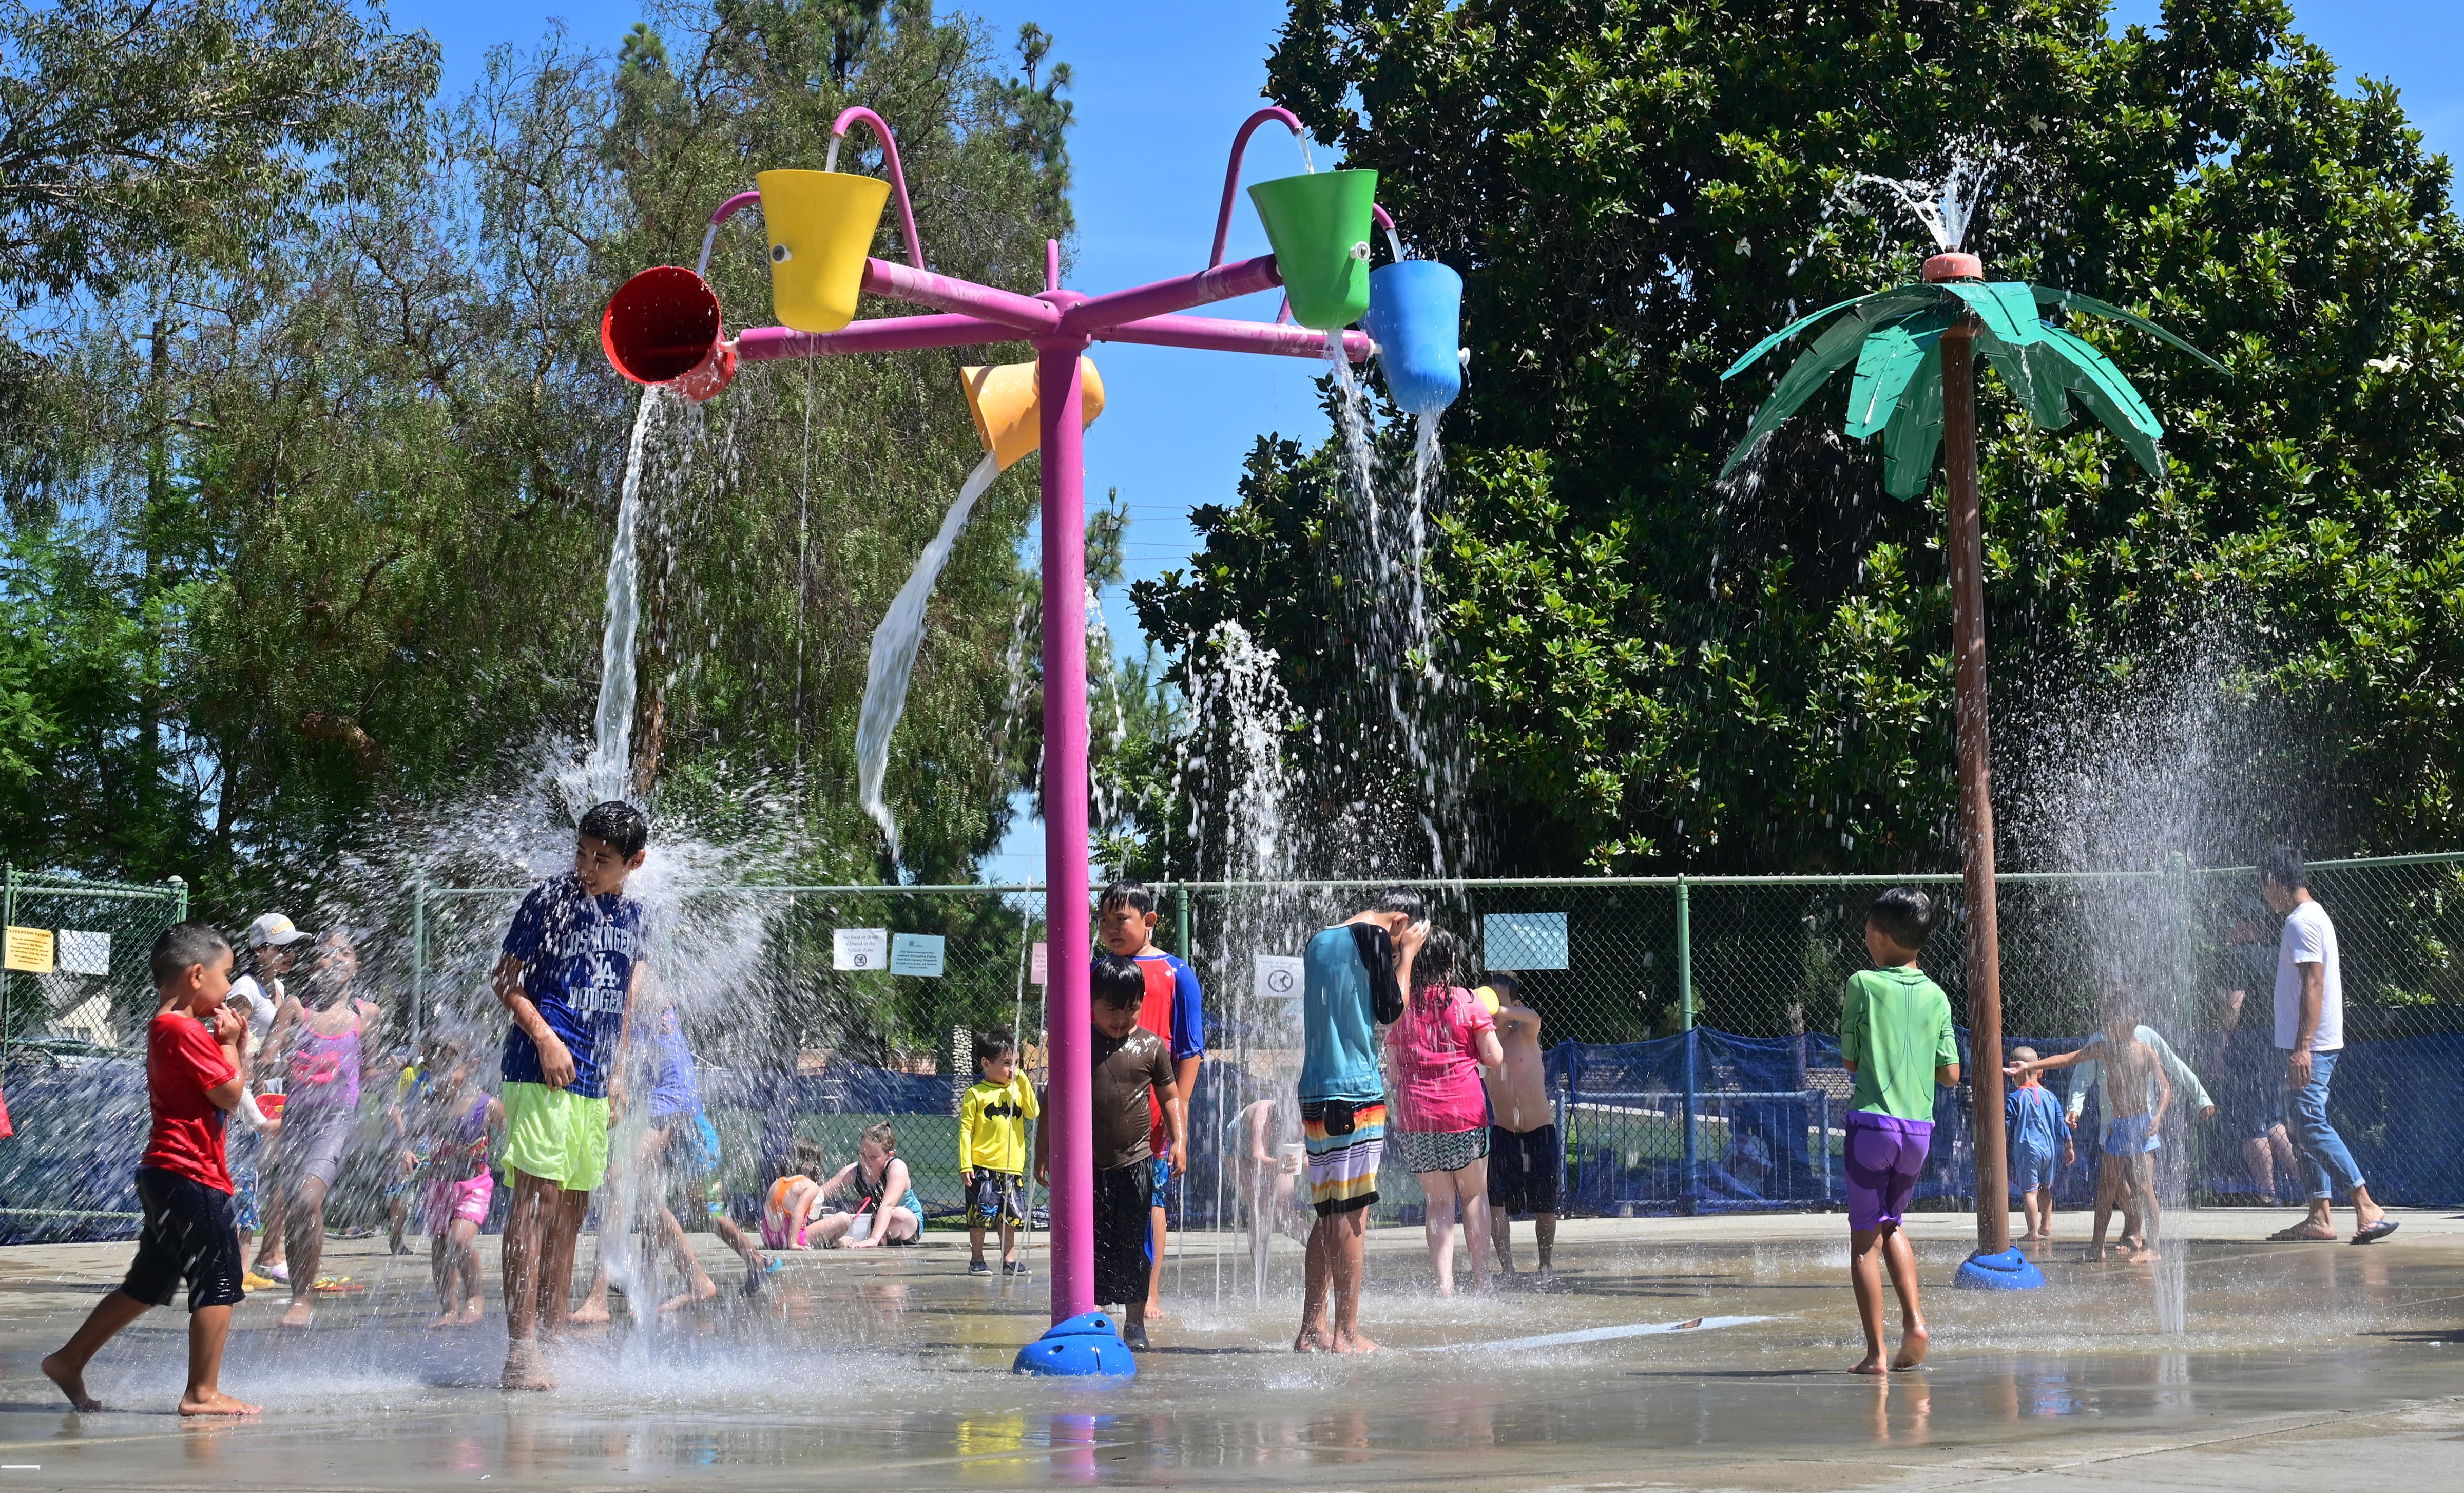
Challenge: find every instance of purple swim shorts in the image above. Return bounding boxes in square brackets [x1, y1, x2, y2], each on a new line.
[1843, 1111, 1933, 1233]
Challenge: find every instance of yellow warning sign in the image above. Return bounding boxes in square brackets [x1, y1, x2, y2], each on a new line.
[4, 926, 55, 973]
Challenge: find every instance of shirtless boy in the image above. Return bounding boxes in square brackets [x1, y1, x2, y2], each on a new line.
[2008, 985, 2173, 1262]
[1479, 972, 1558, 1284]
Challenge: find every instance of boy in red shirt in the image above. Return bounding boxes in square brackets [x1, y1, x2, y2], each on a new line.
[42, 923, 259, 1417]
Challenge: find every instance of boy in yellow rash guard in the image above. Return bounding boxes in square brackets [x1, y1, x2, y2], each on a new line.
[958, 1029, 1039, 1277]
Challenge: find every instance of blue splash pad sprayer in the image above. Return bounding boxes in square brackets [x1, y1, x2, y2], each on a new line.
[1953, 1247, 2045, 1290]
[1013, 1311, 1139, 1377]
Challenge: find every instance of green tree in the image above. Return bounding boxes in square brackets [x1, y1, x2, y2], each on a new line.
[1140, 0, 2464, 874]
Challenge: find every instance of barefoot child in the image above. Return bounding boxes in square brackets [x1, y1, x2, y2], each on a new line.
[413, 1040, 502, 1327]
[761, 1139, 832, 1250]
[267, 927, 380, 1327]
[1479, 970, 1560, 1284]
[959, 1028, 1038, 1278]
[492, 799, 651, 1390]
[1386, 928, 1503, 1297]
[2005, 1048, 2069, 1242]
[43, 923, 259, 1417]
[1837, 887, 1958, 1375]
[1037, 954, 1181, 1351]
[2009, 989, 2172, 1261]
[1095, 881, 1205, 1320]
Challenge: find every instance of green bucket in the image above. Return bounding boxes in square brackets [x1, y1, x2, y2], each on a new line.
[1248, 169, 1379, 331]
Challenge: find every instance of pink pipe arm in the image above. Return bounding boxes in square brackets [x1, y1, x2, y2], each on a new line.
[1058, 253, 1281, 335]
[736, 314, 1019, 360]
[862, 257, 1057, 334]
[1098, 313, 1371, 362]
[1209, 106, 1306, 267]
[709, 189, 762, 225]
[833, 106, 926, 269]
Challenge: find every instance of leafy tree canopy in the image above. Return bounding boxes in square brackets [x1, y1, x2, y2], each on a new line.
[1140, 0, 2464, 874]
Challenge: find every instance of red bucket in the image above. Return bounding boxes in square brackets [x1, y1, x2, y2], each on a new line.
[602, 266, 736, 401]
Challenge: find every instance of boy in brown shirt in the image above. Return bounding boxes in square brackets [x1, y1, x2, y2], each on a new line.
[1037, 953, 1179, 1350]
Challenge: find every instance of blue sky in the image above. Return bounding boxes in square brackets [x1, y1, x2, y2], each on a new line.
[384, 0, 2462, 881]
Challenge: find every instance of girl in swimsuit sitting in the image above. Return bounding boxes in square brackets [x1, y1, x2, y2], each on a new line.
[810, 1123, 923, 1248]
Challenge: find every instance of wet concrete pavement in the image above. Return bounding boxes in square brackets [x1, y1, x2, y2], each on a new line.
[2, 1209, 2458, 1490]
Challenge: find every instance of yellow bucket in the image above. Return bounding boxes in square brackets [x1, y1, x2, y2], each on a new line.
[962, 359, 1106, 471]
[756, 169, 893, 333]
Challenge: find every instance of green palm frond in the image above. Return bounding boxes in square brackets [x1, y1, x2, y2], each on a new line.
[1719, 278, 2218, 496]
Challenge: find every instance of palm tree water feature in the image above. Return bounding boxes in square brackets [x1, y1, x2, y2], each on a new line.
[601, 104, 1464, 1374]
[1718, 180, 2221, 1291]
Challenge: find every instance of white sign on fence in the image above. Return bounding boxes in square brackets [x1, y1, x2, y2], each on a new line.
[55, 929, 111, 977]
[1254, 953, 1306, 1000]
[1484, 911, 1570, 971]
[889, 933, 946, 978]
[833, 927, 890, 971]
[1030, 942, 1048, 985]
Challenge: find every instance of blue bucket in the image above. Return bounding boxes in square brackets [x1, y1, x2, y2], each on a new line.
[1363, 259, 1464, 416]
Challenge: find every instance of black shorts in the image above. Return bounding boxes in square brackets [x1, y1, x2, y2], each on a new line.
[1092, 1163, 1152, 1309]
[1487, 1124, 1561, 1216]
[123, 1167, 246, 1312]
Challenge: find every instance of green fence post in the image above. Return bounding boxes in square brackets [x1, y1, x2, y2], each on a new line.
[169, 873, 186, 923]
[1677, 877, 1697, 1211]
[2, 864, 14, 1065]
[412, 873, 428, 1053]
[1173, 884, 1190, 960]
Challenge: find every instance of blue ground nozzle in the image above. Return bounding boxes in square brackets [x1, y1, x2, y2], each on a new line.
[1952, 1247, 2045, 1290]
[1012, 1311, 1138, 1377]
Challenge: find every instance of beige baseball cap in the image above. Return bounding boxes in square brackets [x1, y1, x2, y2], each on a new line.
[245, 913, 310, 948]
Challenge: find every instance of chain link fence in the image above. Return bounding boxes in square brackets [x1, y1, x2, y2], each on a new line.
[0, 869, 189, 1242]
[9, 856, 2460, 1244]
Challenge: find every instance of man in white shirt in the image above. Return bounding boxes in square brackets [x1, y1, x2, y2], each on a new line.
[2259, 848, 2394, 1243]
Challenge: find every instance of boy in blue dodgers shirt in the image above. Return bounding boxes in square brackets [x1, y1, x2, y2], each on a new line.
[492, 799, 651, 1391]
[2004, 1048, 2069, 1242]
[1095, 880, 1204, 1320]
[1837, 887, 1958, 1375]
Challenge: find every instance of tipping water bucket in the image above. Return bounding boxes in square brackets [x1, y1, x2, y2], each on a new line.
[602, 265, 736, 402]
[1363, 259, 1464, 416]
[756, 169, 893, 333]
[961, 359, 1107, 471]
[1247, 168, 1378, 331]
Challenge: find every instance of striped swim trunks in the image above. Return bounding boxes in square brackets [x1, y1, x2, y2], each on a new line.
[1301, 1098, 1388, 1217]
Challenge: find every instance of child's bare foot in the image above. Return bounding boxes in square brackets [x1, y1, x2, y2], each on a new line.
[457, 1299, 487, 1325]
[1143, 1300, 1165, 1322]
[426, 1309, 461, 1330]
[2083, 1245, 2108, 1262]
[660, 1277, 721, 1314]
[278, 1299, 314, 1329]
[1849, 1352, 1887, 1376]
[567, 1300, 612, 1326]
[41, 1352, 99, 1411]
[1332, 1329, 1380, 1354]
[178, 1389, 262, 1417]
[501, 1345, 554, 1391]
[1434, 1281, 1455, 1299]
[1293, 1323, 1331, 1353]
[1892, 1323, 1930, 1370]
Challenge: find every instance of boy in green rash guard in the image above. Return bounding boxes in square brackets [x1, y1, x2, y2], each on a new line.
[1837, 887, 1959, 1376]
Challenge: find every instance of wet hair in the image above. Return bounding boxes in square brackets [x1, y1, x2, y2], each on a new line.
[578, 799, 650, 858]
[1367, 886, 1427, 923]
[151, 922, 233, 989]
[1412, 927, 1462, 995]
[976, 1028, 1018, 1064]
[781, 1138, 829, 1180]
[861, 1121, 898, 1154]
[1480, 970, 1524, 1002]
[2258, 844, 2308, 893]
[1098, 880, 1157, 916]
[1866, 887, 1936, 951]
[2011, 1046, 2039, 1064]
[1092, 952, 1145, 1010]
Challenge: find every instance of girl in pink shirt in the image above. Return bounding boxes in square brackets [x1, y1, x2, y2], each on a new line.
[1384, 928, 1504, 1295]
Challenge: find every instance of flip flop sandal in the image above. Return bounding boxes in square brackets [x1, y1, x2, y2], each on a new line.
[2350, 1219, 2400, 1245]
[312, 1277, 367, 1294]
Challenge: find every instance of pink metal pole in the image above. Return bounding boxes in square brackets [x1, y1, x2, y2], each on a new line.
[1036, 303, 1095, 1325]
[1099, 315, 1372, 362]
[831, 107, 927, 270]
[863, 258, 1059, 334]
[1060, 253, 1282, 334]
[1209, 106, 1307, 267]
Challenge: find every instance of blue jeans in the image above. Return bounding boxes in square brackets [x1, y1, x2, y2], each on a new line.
[2287, 1049, 2366, 1201]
